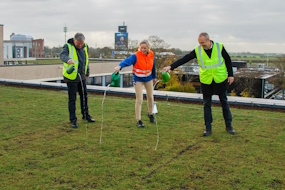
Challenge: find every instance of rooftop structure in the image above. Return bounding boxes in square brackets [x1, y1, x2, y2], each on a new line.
[10, 33, 33, 41]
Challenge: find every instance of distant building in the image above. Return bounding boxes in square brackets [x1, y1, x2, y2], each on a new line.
[230, 68, 279, 98]
[4, 40, 31, 59]
[176, 62, 279, 98]
[232, 61, 247, 72]
[10, 33, 33, 41]
[156, 52, 176, 57]
[3, 33, 45, 59]
[4, 33, 33, 59]
[0, 24, 3, 65]
[32, 39, 44, 58]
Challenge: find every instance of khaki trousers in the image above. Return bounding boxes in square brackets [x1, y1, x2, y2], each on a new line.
[134, 80, 153, 121]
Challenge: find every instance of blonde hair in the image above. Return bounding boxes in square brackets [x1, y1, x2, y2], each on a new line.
[138, 40, 151, 51]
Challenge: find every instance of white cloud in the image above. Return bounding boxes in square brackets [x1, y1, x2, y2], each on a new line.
[0, 0, 285, 53]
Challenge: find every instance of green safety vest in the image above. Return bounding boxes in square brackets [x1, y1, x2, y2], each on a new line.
[62, 43, 89, 80]
[195, 42, 227, 85]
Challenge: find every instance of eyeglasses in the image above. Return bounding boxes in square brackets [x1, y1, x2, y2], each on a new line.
[74, 40, 84, 46]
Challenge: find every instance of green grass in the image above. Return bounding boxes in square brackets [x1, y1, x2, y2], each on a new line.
[230, 55, 278, 63]
[0, 85, 284, 189]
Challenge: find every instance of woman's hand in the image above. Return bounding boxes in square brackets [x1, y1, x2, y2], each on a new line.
[114, 66, 121, 73]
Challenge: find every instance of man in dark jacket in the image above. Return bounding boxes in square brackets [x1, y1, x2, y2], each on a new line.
[163, 32, 235, 136]
[60, 33, 95, 128]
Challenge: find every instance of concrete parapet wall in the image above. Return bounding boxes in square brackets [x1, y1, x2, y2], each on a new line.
[1, 78, 285, 110]
[0, 61, 131, 80]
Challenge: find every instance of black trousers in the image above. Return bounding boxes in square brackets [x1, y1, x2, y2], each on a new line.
[201, 79, 232, 131]
[67, 79, 89, 122]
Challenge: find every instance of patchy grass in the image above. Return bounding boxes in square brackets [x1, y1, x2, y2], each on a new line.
[0, 85, 284, 189]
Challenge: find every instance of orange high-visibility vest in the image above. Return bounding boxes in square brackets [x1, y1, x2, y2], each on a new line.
[132, 50, 154, 77]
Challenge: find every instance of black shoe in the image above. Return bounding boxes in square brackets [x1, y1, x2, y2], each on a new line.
[148, 114, 155, 123]
[82, 115, 95, 123]
[71, 120, 78, 128]
[136, 120, 145, 128]
[226, 127, 235, 135]
[203, 130, 212, 136]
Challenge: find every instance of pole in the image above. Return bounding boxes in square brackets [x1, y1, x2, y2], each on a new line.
[267, 52, 268, 68]
[63, 24, 68, 43]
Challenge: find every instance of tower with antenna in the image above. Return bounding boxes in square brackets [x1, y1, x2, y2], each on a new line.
[63, 24, 67, 43]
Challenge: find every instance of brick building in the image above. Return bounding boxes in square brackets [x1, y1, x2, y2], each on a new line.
[32, 39, 44, 58]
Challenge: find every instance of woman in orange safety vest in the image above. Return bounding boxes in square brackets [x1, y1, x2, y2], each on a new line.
[114, 40, 157, 128]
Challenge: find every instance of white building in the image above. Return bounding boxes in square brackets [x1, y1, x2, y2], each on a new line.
[0, 24, 3, 64]
[3, 33, 33, 59]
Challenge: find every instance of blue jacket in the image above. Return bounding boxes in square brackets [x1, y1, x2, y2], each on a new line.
[119, 53, 157, 83]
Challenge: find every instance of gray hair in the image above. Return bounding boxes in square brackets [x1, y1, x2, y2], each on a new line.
[74, 33, 85, 41]
[199, 32, 210, 40]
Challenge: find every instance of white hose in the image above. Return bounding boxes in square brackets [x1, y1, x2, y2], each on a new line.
[100, 84, 110, 144]
[153, 80, 160, 150]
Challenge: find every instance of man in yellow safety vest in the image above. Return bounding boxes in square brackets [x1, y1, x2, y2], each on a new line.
[163, 32, 235, 136]
[60, 33, 95, 128]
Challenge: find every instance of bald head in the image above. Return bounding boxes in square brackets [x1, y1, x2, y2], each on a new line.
[198, 32, 211, 49]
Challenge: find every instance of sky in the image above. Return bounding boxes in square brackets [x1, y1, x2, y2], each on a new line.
[1, 0, 285, 53]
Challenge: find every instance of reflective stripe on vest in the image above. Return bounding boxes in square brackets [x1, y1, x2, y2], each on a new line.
[63, 44, 78, 72]
[197, 42, 222, 69]
[195, 42, 227, 84]
[62, 43, 88, 80]
[133, 68, 152, 77]
[132, 50, 154, 77]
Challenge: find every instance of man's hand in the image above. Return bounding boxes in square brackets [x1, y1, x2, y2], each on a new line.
[228, 76, 234, 85]
[67, 59, 75, 64]
[162, 66, 171, 72]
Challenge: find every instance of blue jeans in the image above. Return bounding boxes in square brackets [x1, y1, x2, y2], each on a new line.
[202, 80, 232, 131]
[67, 79, 89, 122]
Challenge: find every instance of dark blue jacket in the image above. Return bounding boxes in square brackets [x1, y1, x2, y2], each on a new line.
[60, 38, 90, 82]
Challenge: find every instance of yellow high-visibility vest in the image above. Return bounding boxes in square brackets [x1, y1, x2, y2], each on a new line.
[195, 42, 227, 84]
[62, 43, 89, 80]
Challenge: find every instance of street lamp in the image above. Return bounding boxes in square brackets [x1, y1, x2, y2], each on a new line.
[63, 24, 67, 43]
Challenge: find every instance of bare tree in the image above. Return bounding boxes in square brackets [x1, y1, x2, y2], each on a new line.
[148, 35, 170, 50]
[147, 35, 171, 73]
[128, 39, 139, 53]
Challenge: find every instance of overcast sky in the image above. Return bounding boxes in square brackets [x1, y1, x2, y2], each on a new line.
[1, 0, 285, 53]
